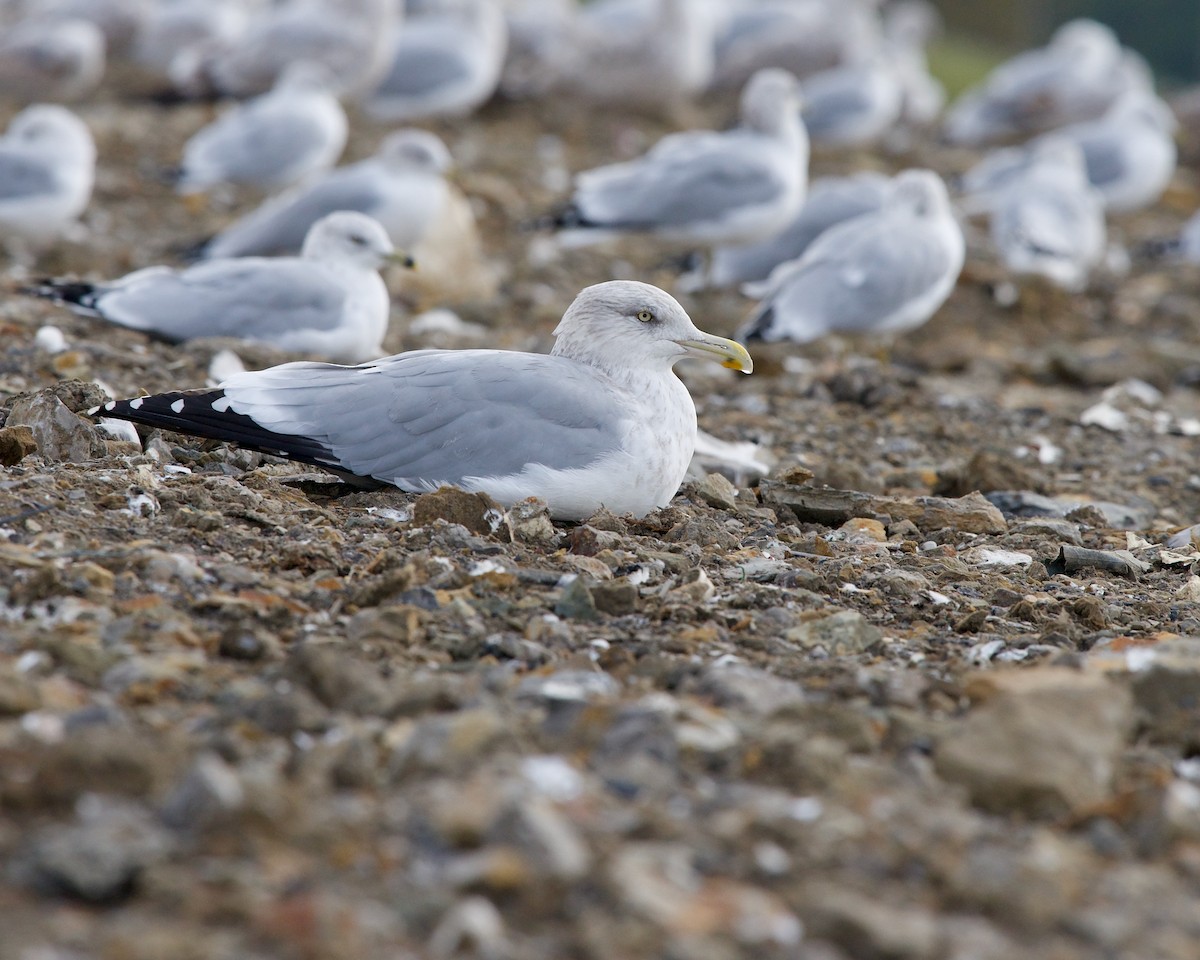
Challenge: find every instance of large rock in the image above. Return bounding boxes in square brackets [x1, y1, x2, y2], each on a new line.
[6, 391, 107, 463]
[934, 668, 1132, 818]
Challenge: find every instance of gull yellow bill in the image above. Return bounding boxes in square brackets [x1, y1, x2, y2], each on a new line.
[675, 334, 754, 373]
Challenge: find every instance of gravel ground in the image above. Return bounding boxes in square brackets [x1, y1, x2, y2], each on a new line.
[3, 71, 1200, 960]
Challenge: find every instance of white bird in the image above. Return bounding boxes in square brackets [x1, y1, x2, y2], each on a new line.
[987, 141, 1107, 292]
[25, 212, 412, 364]
[194, 129, 453, 261]
[496, 0, 574, 99]
[0, 103, 95, 243]
[171, 0, 401, 100]
[800, 53, 905, 148]
[175, 61, 348, 196]
[0, 17, 105, 102]
[712, 0, 880, 92]
[740, 169, 964, 343]
[943, 19, 1151, 146]
[35, 0, 149, 53]
[132, 0, 250, 75]
[694, 171, 891, 291]
[552, 68, 807, 248]
[363, 0, 508, 121]
[547, 0, 717, 111]
[90, 280, 754, 521]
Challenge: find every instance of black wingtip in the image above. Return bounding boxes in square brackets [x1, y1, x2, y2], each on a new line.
[18, 279, 98, 310]
[519, 202, 596, 234]
[738, 305, 774, 343]
[92, 389, 343, 472]
[171, 236, 213, 263]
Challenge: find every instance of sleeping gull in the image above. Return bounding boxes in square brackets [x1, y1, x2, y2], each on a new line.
[90, 280, 753, 521]
[25, 212, 412, 363]
[36, 0, 150, 53]
[363, 0, 507, 121]
[171, 0, 401, 99]
[175, 61, 348, 196]
[799, 52, 904, 148]
[942, 19, 1150, 146]
[132, 0, 250, 74]
[193, 128, 452, 260]
[550, 68, 806, 248]
[689, 171, 891, 291]
[740, 169, 963, 343]
[545, 0, 717, 111]
[0, 104, 96, 243]
[0, 17, 106, 102]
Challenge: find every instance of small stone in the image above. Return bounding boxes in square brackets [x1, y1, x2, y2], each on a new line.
[413, 486, 505, 536]
[0, 424, 37, 466]
[840, 517, 887, 541]
[507, 497, 557, 543]
[934, 668, 1133, 818]
[786, 609, 883, 655]
[6, 391, 107, 463]
[592, 578, 638, 615]
[160, 753, 245, 830]
[554, 577, 599, 622]
[0, 666, 41, 715]
[691, 472, 738, 510]
[802, 883, 941, 959]
[287, 643, 397, 716]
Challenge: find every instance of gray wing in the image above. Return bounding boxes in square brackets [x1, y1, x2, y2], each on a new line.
[186, 109, 333, 185]
[575, 136, 786, 230]
[97, 260, 346, 341]
[374, 32, 472, 97]
[712, 174, 889, 285]
[1076, 134, 1126, 189]
[747, 214, 955, 340]
[0, 151, 57, 201]
[220, 350, 632, 484]
[203, 166, 385, 258]
[802, 75, 874, 140]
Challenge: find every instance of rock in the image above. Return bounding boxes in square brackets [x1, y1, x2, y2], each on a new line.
[934, 668, 1133, 818]
[25, 798, 171, 903]
[0, 424, 37, 466]
[6, 391, 107, 463]
[761, 482, 1007, 535]
[1123, 637, 1200, 748]
[507, 497, 557, 543]
[985, 491, 1156, 530]
[691, 664, 806, 714]
[591, 578, 638, 616]
[689, 472, 738, 511]
[801, 884, 941, 959]
[160, 753, 245, 830]
[959, 547, 1034, 568]
[287, 643, 397, 716]
[936, 449, 1045, 497]
[786, 610, 884, 655]
[840, 517, 887, 541]
[554, 577, 599, 621]
[413, 486, 505, 536]
[428, 896, 510, 959]
[0, 666, 41, 715]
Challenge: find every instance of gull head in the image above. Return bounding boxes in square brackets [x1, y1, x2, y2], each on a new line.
[551, 280, 753, 376]
[1050, 18, 1118, 62]
[887, 169, 952, 220]
[739, 68, 802, 136]
[301, 211, 414, 269]
[377, 129, 454, 176]
[7, 104, 96, 162]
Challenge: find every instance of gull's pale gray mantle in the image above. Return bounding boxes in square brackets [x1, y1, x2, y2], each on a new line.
[741, 170, 963, 343]
[91, 281, 753, 521]
[25, 212, 411, 364]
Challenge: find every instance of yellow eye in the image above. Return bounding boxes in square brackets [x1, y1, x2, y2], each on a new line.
[636, 310, 654, 323]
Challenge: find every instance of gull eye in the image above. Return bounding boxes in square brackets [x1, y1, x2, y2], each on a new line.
[349, 234, 368, 246]
[636, 310, 654, 323]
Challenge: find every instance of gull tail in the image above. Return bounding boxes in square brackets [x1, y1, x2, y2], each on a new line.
[172, 235, 214, 263]
[519, 202, 599, 233]
[89, 390, 361, 479]
[19, 279, 103, 316]
[737, 303, 775, 343]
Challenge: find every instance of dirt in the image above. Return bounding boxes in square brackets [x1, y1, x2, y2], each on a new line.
[2, 71, 1200, 960]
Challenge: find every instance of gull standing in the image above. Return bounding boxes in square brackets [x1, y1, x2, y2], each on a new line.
[0, 17, 106, 102]
[175, 61, 348, 196]
[740, 170, 963, 343]
[551, 68, 807, 248]
[91, 281, 753, 521]
[194, 129, 452, 260]
[25, 212, 411, 364]
[0, 103, 95, 243]
[364, 0, 508, 121]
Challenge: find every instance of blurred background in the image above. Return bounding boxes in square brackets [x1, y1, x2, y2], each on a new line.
[932, 0, 1200, 87]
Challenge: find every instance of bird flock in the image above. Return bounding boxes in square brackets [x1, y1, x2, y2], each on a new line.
[1, 0, 1193, 519]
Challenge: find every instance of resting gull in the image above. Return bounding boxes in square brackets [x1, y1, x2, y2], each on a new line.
[193, 128, 451, 260]
[551, 68, 807, 248]
[740, 169, 963, 343]
[90, 280, 753, 521]
[0, 104, 96, 243]
[25, 212, 411, 364]
[175, 60, 348, 196]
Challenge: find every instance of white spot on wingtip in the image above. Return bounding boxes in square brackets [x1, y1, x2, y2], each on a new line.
[170, 399, 185, 414]
[211, 395, 231, 413]
[129, 398, 143, 410]
[104, 401, 115, 411]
